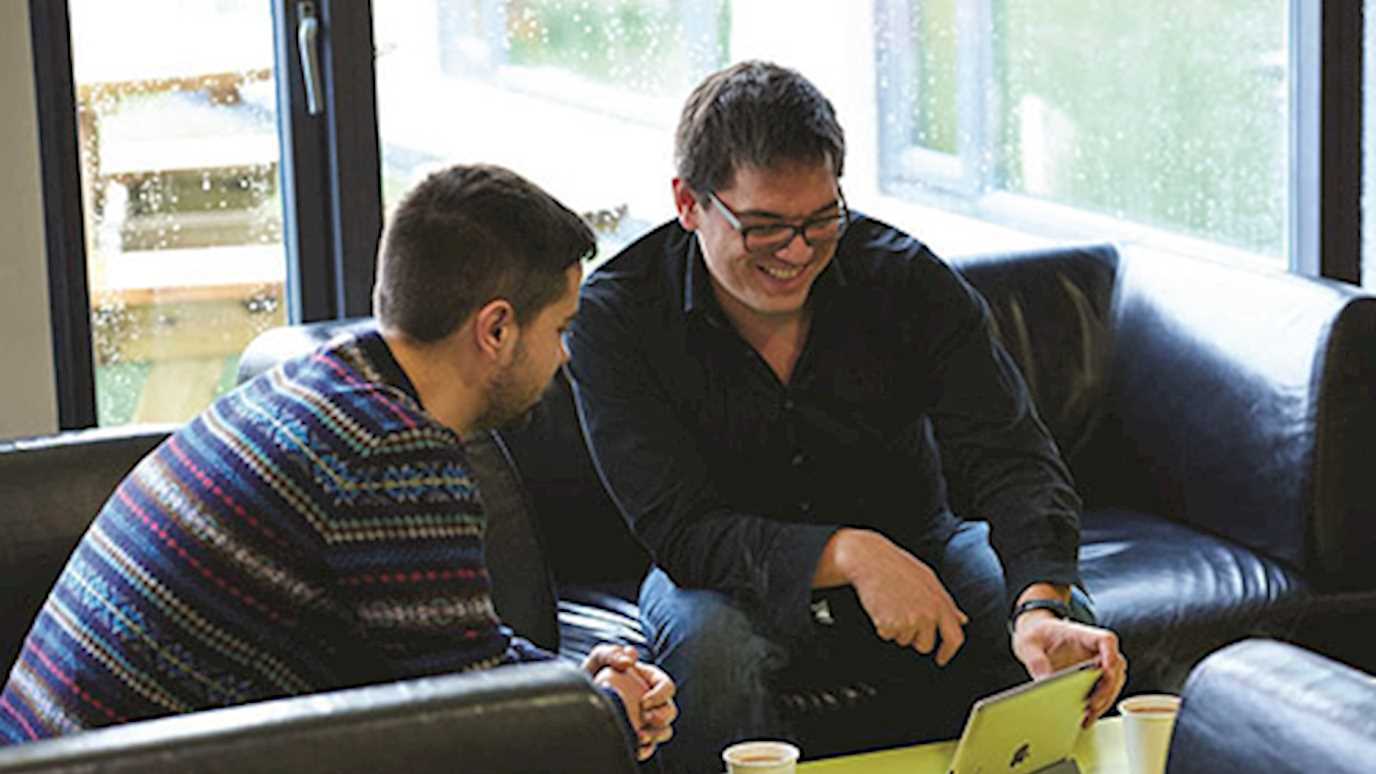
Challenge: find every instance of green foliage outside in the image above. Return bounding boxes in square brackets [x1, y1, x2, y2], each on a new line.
[502, 0, 730, 95]
[997, 0, 1287, 256]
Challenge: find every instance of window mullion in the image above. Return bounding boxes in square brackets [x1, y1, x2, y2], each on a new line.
[957, 0, 995, 196]
[319, 0, 382, 319]
[29, 0, 96, 429]
[274, 0, 337, 323]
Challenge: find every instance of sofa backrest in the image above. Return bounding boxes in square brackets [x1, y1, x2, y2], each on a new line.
[0, 661, 636, 773]
[0, 426, 171, 674]
[949, 244, 1120, 475]
[1094, 247, 1376, 587]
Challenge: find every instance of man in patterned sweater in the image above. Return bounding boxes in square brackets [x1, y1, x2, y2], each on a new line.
[0, 164, 676, 761]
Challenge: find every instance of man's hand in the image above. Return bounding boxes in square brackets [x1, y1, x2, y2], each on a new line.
[817, 528, 969, 665]
[583, 644, 678, 760]
[1011, 614, 1127, 728]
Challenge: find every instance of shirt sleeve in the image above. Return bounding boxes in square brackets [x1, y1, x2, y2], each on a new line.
[567, 288, 838, 639]
[917, 257, 1083, 606]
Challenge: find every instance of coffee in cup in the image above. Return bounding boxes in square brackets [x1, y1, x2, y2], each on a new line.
[722, 740, 800, 774]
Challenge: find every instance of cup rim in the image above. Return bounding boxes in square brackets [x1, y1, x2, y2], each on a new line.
[722, 739, 801, 765]
[1117, 693, 1182, 716]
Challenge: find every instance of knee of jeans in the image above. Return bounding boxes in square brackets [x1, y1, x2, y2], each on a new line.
[658, 598, 784, 680]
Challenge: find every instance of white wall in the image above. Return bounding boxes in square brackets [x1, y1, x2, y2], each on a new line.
[0, 1, 59, 440]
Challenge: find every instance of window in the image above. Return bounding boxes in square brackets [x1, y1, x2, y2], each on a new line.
[25, 0, 1367, 433]
[372, 0, 729, 259]
[65, 0, 288, 425]
[875, 0, 1291, 266]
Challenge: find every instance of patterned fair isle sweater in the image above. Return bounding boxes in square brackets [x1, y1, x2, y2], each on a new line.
[0, 331, 551, 744]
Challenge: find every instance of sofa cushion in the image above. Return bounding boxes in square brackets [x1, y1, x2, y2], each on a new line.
[556, 583, 649, 663]
[1079, 507, 1309, 690]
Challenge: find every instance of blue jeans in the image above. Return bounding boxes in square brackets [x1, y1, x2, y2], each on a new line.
[639, 520, 1094, 774]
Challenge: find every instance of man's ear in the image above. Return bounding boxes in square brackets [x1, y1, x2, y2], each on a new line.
[473, 299, 519, 362]
[672, 178, 701, 231]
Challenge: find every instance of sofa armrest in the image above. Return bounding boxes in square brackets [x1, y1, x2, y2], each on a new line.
[1166, 639, 1376, 774]
[0, 661, 637, 774]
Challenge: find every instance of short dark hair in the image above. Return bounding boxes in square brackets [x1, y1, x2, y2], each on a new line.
[675, 60, 845, 195]
[374, 164, 595, 342]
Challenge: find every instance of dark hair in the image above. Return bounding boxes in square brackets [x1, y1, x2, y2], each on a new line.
[675, 60, 845, 195]
[374, 164, 595, 342]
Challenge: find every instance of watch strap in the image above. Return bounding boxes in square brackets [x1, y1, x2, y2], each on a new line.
[1008, 598, 1071, 635]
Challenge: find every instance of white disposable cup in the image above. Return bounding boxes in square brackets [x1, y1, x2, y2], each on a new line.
[1118, 694, 1182, 774]
[722, 740, 800, 774]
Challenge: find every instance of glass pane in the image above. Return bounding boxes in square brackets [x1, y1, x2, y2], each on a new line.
[373, 0, 730, 259]
[905, 0, 958, 155]
[876, 0, 1289, 264]
[998, 1, 1288, 258]
[68, 0, 288, 426]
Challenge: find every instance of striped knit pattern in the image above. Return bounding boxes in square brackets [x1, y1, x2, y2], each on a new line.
[0, 331, 545, 745]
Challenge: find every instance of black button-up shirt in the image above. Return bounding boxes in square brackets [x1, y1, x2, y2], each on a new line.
[567, 216, 1081, 637]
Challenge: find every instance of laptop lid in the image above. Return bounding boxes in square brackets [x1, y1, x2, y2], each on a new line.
[946, 659, 1101, 774]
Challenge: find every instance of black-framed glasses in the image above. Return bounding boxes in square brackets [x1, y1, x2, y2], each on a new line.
[707, 189, 849, 254]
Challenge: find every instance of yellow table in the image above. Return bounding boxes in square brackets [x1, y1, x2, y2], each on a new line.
[799, 717, 1127, 773]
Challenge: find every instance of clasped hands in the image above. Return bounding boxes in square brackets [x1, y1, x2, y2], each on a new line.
[582, 644, 678, 761]
[830, 528, 1127, 726]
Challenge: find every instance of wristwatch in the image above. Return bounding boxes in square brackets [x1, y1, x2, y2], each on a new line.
[1008, 598, 1071, 635]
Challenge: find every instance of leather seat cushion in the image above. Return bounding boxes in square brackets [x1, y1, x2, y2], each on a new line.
[557, 582, 649, 663]
[1080, 507, 1311, 691]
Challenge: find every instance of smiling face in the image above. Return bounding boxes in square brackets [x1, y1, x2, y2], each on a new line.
[676, 160, 843, 329]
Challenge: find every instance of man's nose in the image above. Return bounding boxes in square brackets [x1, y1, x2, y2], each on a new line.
[775, 230, 812, 262]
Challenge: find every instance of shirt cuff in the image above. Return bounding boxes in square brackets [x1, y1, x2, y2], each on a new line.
[1003, 551, 1081, 612]
[766, 523, 842, 640]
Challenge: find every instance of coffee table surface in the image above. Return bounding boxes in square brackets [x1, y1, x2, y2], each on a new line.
[797, 717, 1127, 773]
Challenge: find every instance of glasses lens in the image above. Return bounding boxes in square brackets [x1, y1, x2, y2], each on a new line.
[803, 215, 845, 243]
[743, 225, 796, 253]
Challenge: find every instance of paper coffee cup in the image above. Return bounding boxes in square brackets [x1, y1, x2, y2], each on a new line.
[1118, 694, 1181, 774]
[722, 740, 800, 774]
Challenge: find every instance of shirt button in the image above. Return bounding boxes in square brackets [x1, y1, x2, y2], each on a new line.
[791, 452, 806, 467]
[799, 501, 812, 514]
[783, 399, 795, 411]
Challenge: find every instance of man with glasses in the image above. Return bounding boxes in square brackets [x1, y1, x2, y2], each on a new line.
[566, 61, 1125, 773]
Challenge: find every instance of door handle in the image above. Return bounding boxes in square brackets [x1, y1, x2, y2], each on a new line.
[297, 1, 323, 116]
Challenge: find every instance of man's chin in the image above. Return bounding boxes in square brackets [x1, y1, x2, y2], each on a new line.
[497, 407, 537, 433]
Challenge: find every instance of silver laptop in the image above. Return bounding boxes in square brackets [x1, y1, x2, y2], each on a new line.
[946, 659, 1101, 774]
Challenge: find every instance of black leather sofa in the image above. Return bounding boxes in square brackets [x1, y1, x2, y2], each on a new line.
[0, 427, 635, 771]
[230, 240, 1376, 758]
[4, 240, 1374, 765]
[1167, 638, 1376, 774]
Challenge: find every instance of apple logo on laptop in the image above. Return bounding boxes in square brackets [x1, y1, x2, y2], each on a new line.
[1009, 742, 1031, 767]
